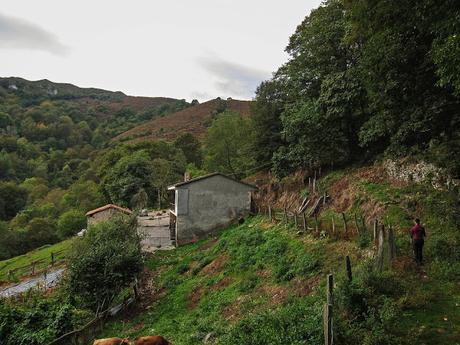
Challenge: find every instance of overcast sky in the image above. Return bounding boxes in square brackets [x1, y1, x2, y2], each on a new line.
[0, 0, 321, 101]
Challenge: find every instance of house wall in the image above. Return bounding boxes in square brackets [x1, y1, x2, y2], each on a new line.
[137, 214, 172, 250]
[87, 209, 125, 227]
[175, 175, 253, 245]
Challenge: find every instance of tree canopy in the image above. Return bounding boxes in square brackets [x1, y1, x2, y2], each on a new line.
[252, 0, 460, 177]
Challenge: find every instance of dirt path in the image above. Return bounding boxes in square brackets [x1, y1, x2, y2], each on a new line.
[0, 268, 64, 297]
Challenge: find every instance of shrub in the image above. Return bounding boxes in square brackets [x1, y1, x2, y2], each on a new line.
[64, 216, 143, 311]
[0, 297, 90, 345]
[57, 209, 86, 239]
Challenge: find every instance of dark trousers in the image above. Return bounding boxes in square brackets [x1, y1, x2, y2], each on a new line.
[413, 238, 424, 264]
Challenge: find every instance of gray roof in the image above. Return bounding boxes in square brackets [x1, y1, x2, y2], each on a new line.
[168, 172, 258, 190]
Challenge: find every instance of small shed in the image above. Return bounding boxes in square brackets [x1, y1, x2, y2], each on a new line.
[85, 204, 132, 227]
[168, 173, 257, 245]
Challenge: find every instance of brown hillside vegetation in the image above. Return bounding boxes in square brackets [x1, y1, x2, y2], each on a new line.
[112, 98, 252, 143]
[69, 95, 180, 121]
[0, 76, 182, 125]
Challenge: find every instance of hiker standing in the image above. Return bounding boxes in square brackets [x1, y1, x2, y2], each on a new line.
[410, 218, 426, 265]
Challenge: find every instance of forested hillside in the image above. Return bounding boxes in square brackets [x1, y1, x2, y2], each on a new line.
[0, 78, 190, 259]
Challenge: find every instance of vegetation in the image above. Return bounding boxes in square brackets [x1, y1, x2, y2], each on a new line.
[0, 295, 92, 345]
[1, 1, 460, 344]
[94, 165, 460, 344]
[65, 217, 143, 312]
[203, 111, 254, 178]
[0, 79, 193, 260]
[0, 239, 73, 283]
[251, 0, 460, 178]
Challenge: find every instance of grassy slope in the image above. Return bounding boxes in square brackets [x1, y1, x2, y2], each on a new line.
[99, 216, 361, 344]
[112, 99, 252, 143]
[97, 167, 460, 345]
[0, 239, 73, 283]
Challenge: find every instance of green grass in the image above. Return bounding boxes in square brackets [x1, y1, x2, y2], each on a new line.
[0, 239, 73, 283]
[95, 166, 460, 345]
[97, 216, 354, 344]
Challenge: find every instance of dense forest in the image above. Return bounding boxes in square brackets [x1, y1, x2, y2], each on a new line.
[0, 78, 192, 259]
[251, 0, 460, 178]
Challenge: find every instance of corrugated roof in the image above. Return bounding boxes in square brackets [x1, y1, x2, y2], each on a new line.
[168, 172, 258, 190]
[85, 204, 133, 216]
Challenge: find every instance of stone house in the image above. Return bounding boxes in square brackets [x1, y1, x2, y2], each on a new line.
[168, 173, 257, 245]
[85, 204, 132, 227]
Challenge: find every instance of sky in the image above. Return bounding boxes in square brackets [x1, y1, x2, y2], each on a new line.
[0, 0, 322, 101]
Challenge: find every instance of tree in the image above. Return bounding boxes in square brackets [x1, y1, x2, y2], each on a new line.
[174, 133, 203, 167]
[131, 188, 148, 210]
[204, 112, 255, 178]
[57, 209, 86, 239]
[0, 182, 28, 221]
[101, 150, 155, 207]
[65, 217, 143, 311]
[61, 180, 105, 212]
[152, 158, 177, 209]
[251, 80, 286, 165]
[274, 100, 350, 175]
[26, 217, 58, 248]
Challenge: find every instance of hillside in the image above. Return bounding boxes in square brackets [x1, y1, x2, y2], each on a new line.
[0, 77, 191, 261]
[0, 77, 188, 137]
[94, 164, 460, 345]
[112, 98, 252, 143]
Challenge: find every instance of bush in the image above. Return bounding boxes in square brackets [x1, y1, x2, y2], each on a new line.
[0, 297, 90, 345]
[57, 209, 86, 239]
[64, 216, 143, 311]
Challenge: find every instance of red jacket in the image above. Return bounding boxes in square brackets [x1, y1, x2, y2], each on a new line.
[410, 224, 426, 240]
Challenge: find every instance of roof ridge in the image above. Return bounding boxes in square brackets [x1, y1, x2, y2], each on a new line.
[85, 204, 133, 216]
[168, 172, 258, 190]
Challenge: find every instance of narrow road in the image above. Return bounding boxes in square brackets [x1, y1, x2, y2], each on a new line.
[0, 268, 64, 298]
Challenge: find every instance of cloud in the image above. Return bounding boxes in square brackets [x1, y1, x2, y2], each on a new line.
[0, 13, 69, 55]
[197, 55, 271, 99]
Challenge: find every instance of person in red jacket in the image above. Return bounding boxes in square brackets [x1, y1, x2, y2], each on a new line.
[410, 218, 426, 265]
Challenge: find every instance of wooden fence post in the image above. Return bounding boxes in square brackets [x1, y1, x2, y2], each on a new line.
[31, 261, 36, 275]
[341, 213, 348, 235]
[302, 212, 307, 232]
[376, 225, 385, 271]
[51, 252, 55, 266]
[332, 215, 336, 235]
[323, 274, 334, 345]
[323, 304, 333, 345]
[345, 256, 352, 282]
[388, 226, 396, 261]
[327, 274, 333, 307]
[373, 219, 378, 242]
[361, 217, 367, 233]
[133, 278, 139, 299]
[268, 205, 272, 222]
[315, 215, 319, 233]
[354, 213, 360, 235]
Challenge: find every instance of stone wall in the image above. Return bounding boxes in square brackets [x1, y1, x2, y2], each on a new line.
[384, 159, 459, 190]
